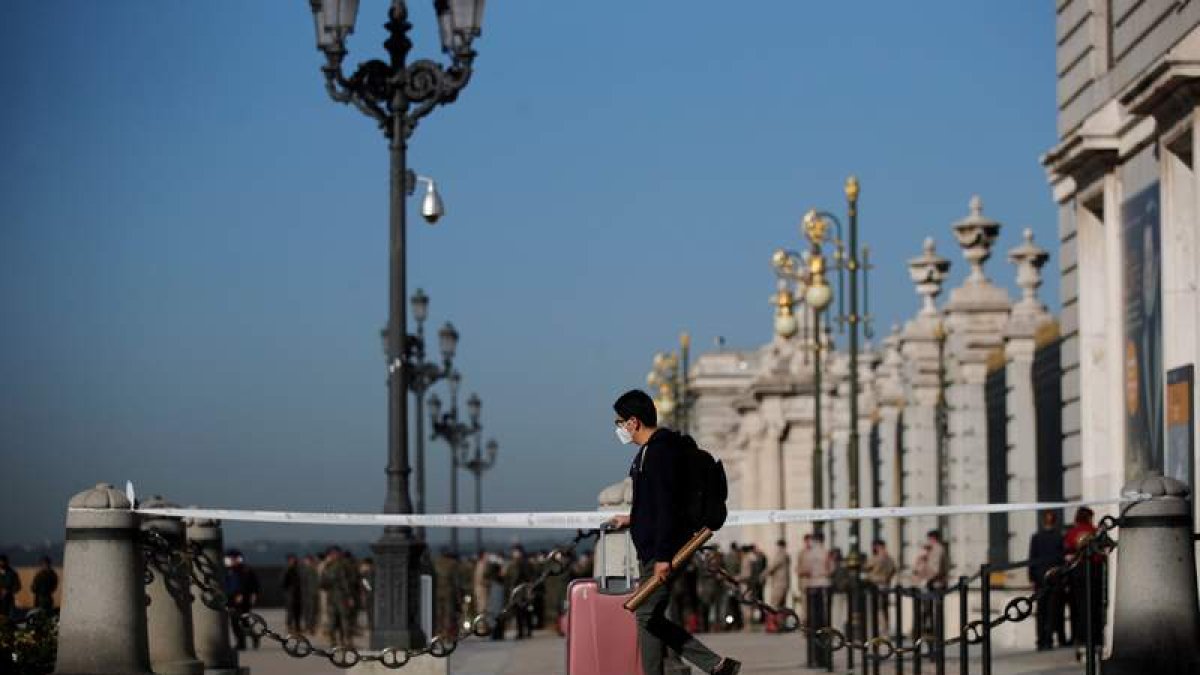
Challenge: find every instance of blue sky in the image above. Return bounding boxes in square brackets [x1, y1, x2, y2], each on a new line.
[1, 2, 1058, 547]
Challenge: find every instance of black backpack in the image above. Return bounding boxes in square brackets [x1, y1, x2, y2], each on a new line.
[678, 433, 729, 532]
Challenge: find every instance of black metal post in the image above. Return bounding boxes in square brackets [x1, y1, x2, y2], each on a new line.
[813, 310, 825, 536]
[914, 591, 923, 675]
[957, 577, 968, 675]
[980, 566, 991, 675]
[935, 324, 948, 540]
[895, 587, 904, 675]
[1085, 554, 1096, 675]
[316, 0, 480, 650]
[935, 589, 945, 675]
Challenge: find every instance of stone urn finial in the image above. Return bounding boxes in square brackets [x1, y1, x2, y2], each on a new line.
[952, 195, 1001, 284]
[908, 237, 951, 316]
[1008, 228, 1050, 316]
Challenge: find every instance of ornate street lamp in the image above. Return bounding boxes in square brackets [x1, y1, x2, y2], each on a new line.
[773, 213, 836, 535]
[396, 288, 457, 540]
[430, 378, 482, 556]
[308, 0, 487, 650]
[646, 334, 694, 433]
[774, 176, 872, 648]
[462, 437, 499, 555]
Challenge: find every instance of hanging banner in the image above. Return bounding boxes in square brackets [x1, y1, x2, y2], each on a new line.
[1122, 183, 1162, 480]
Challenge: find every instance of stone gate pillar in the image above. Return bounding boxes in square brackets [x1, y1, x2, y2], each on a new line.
[900, 238, 951, 568]
[875, 326, 907, 562]
[53, 483, 154, 675]
[1003, 229, 1053, 568]
[943, 197, 1012, 576]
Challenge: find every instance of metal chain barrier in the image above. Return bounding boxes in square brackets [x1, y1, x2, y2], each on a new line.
[141, 527, 600, 669]
[700, 513, 1120, 663]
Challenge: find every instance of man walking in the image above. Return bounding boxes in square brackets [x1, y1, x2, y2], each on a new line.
[1029, 511, 1067, 650]
[31, 556, 58, 614]
[0, 554, 21, 621]
[608, 389, 741, 675]
[282, 554, 303, 634]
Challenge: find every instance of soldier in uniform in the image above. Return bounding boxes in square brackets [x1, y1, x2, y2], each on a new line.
[320, 547, 358, 647]
[300, 553, 320, 634]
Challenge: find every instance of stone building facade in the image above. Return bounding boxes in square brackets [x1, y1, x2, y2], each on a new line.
[689, 199, 1062, 581]
[1043, 0, 1200, 520]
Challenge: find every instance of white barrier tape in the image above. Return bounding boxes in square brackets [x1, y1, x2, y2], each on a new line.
[68, 493, 1148, 530]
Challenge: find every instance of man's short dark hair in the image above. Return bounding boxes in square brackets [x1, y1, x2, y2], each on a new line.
[776, 539, 786, 547]
[872, 539, 885, 548]
[614, 389, 657, 427]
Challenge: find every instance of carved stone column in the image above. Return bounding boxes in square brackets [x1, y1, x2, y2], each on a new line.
[943, 196, 1012, 576]
[1003, 229, 1053, 569]
[900, 238, 951, 567]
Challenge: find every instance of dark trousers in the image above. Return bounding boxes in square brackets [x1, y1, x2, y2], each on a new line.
[1069, 564, 1105, 647]
[285, 595, 303, 632]
[1034, 583, 1067, 648]
[806, 587, 830, 668]
[635, 562, 722, 675]
[515, 604, 533, 638]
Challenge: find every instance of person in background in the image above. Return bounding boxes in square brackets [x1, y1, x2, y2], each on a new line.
[486, 553, 507, 641]
[320, 546, 358, 648]
[1065, 506, 1105, 659]
[766, 539, 790, 619]
[736, 545, 758, 629]
[1029, 511, 1067, 651]
[828, 548, 849, 637]
[31, 556, 58, 614]
[504, 545, 534, 639]
[225, 550, 260, 650]
[300, 554, 320, 635]
[542, 551, 569, 636]
[793, 534, 814, 620]
[924, 530, 948, 589]
[0, 554, 21, 621]
[864, 540, 896, 630]
[800, 533, 831, 668]
[696, 550, 721, 633]
[282, 554, 303, 634]
[473, 552, 491, 623]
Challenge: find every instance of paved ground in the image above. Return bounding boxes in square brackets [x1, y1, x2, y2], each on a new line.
[238, 610, 1088, 675]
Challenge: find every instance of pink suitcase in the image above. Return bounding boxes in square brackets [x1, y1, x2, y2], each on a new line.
[565, 529, 642, 674]
[565, 577, 642, 675]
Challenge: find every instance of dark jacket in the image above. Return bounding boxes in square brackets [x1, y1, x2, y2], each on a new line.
[1028, 528, 1065, 585]
[629, 428, 693, 564]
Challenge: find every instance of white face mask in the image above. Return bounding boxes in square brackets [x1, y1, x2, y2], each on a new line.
[615, 424, 634, 445]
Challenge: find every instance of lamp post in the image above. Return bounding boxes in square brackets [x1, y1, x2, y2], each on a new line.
[776, 176, 872, 646]
[429, 378, 482, 556]
[772, 213, 836, 534]
[462, 437, 499, 555]
[646, 332, 694, 433]
[308, 0, 486, 649]
[392, 288, 458, 538]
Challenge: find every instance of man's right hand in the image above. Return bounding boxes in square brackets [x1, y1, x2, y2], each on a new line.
[606, 514, 631, 531]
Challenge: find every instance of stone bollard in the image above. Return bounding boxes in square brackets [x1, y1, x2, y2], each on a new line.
[184, 515, 241, 675]
[1104, 474, 1200, 674]
[53, 483, 154, 675]
[142, 496, 204, 675]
